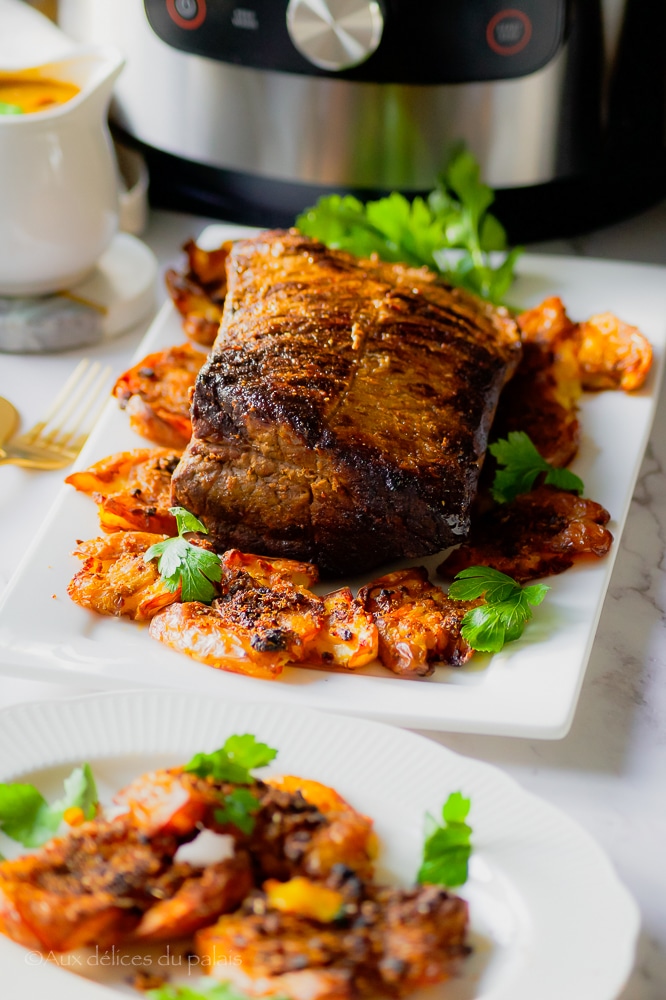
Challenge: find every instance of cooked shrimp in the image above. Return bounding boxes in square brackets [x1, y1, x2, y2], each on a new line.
[65, 448, 181, 535]
[112, 343, 206, 447]
[358, 568, 478, 677]
[68, 531, 177, 620]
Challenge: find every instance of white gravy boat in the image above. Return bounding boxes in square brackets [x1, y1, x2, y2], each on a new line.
[0, 43, 124, 296]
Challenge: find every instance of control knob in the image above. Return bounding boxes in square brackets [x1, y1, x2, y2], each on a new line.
[286, 0, 384, 72]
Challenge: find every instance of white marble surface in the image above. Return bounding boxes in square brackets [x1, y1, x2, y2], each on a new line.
[1, 202, 666, 998]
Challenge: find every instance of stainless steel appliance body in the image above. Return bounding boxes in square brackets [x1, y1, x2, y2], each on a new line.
[57, 0, 666, 239]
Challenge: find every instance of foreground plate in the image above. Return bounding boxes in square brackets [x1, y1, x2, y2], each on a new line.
[0, 228, 665, 737]
[0, 690, 639, 1000]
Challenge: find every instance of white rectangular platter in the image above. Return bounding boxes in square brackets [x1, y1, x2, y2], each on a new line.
[1, 226, 665, 739]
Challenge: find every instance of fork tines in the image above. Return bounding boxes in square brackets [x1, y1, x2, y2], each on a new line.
[18, 359, 112, 460]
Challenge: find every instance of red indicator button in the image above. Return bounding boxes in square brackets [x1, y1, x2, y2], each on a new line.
[486, 9, 532, 56]
[166, 0, 207, 30]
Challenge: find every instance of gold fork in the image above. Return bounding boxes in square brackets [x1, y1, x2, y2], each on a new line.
[0, 360, 112, 470]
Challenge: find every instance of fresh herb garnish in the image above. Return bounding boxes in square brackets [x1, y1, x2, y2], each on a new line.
[0, 102, 23, 115]
[185, 734, 277, 835]
[185, 734, 278, 784]
[147, 982, 259, 1000]
[214, 787, 261, 835]
[449, 566, 549, 653]
[489, 431, 584, 504]
[0, 763, 98, 848]
[296, 148, 521, 304]
[417, 791, 472, 888]
[145, 506, 222, 603]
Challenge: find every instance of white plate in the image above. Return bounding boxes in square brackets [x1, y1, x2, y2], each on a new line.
[0, 227, 665, 738]
[0, 689, 639, 1000]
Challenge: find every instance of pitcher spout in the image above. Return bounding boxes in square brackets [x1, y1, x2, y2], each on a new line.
[33, 45, 125, 119]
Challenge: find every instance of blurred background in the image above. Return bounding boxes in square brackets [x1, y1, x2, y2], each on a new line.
[19, 0, 666, 243]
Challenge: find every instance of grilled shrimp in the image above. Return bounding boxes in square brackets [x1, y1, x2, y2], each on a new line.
[65, 448, 181, 535]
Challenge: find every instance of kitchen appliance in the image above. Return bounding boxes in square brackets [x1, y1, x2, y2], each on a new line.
[57, 0, 666, 242]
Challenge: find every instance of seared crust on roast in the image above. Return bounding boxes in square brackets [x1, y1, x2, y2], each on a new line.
[171, 230, 521, 577]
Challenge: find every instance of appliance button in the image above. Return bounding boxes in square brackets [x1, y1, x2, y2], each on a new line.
[286, 0, 384, 72]
[167, 0, 207, 30]
[486, 9, 532, 56]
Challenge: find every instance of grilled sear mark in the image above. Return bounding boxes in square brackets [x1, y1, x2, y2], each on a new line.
[171, 230, 521, 577]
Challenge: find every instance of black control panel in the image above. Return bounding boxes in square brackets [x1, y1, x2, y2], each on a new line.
[144, 0, 568, 84]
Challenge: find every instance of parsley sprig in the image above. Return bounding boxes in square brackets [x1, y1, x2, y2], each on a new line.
[184, 734, 278, 784]
[145, 506, 222, 603]
[490, 431, 584, 504]
[296, 148, 521, 304]
[0, 764, 97, 848]
[449, 566, 549, 653]
[147, 982, 260, 1000]
[417, 791, 472, 888]
[184, 734, 278, 835]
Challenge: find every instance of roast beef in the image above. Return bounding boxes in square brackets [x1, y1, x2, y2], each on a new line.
[171, 230, 521, 577]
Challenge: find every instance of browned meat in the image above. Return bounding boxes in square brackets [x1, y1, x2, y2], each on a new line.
[489, 338, 582, 470]
[171, 230, 521, 577]
[438, 484, 613, 582]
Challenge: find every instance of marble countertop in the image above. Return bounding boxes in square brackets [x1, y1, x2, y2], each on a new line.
[1, 202, 665, 998]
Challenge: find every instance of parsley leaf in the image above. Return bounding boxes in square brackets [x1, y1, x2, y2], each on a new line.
[147, 982, 260, 1000]
[296, 148, 521, 305]
[489, 431, 584, 504]
[0, 763, 98, 848]
[417, 791, 472, 888]
[214, 787, 261, 835]
[184, 734, 278, 786]
[184, 735, 277, 835]
[145, 506, 222, 603]
[449, 566, 549, 653]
